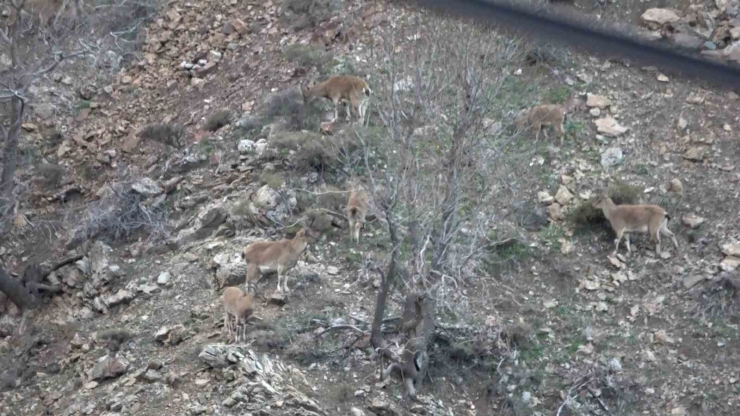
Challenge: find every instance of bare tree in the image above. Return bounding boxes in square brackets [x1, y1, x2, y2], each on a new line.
[359, 14, 526, 398]
[0, 0, 85, 218]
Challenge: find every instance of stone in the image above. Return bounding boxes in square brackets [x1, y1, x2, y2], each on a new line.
[350, 408, 365, 416]
[683, 275, 706, 289]
[255, 139, 269, 157]
[548, 203, 564, 221]
[269, 292, 287, 305]
[554, 185, 574, 205]
[157, 271, 171, 285]
[238, 139, 256, 154]
[196, 62, 218, 77]
[589, 108, 601, 117]
[667, 178, 683, 194]
[190, 78, 206, 90]
[672, 33, 704, 49]
[143, 369, 163, 382]
[327, 266, 339, 275]
[654, 329, 670, 344]
[232, 18, 247, 34]
[130, 178, 162, 196]
[586, 94, 612, 109]
[79, 85, 97, 100]
[600, 147, 624, 168]
[107, 289, 133, 307]
[538, 191, 554, 205]
[657, 73, 669, 82]
[70, 333, 85, 349]
[722, 243, 740, 257]
[608, 357, 622, 372]
[594, 117, 628, 137]
[683, 146, 706, 161]
[254, 184, 280, 208]
[720, 256, 740, 271]
[88, 356, 129, 380]
[641, 8, 681, 26]
[209, 50, 222, 62]
[681, 214, 705, 229]
[677, 117, 688, 131]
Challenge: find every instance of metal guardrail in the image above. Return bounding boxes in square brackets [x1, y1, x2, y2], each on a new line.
[414, 0, 740, 89]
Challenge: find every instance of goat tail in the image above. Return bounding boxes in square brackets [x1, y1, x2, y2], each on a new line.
[364, 87, 372, 97]
[665, 213, 671, 221]
[348, 207, 359, 218]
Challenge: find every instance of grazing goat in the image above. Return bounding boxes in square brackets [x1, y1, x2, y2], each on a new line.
[514, 104, 565, 144]
[345, 186, 369, 243]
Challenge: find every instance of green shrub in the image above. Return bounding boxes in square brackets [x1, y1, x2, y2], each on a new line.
[259, 172, 285, 189]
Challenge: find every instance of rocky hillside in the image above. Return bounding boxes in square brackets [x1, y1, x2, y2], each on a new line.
[1, 0, 740, 415]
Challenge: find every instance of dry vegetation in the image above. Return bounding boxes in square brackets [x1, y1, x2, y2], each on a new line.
[2, 0, 740, 415]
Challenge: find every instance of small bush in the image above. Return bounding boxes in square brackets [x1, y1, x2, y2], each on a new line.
[544, 85, 571, 104]
[567, 182, 642, 229]
[140, 124, 186, 148]
[204, 110, 232, 132]
[294, 136, 339, 172]
[317, 186, 347, 211]
[281, 0, 340, 31]
[36, 164, 65, 189]
[304, 209, 333, 234]
[260, 89, 317, 131]
[270, 131, 316, 151]
[259, 172, 285, 189]
[284, 44, 333, 73]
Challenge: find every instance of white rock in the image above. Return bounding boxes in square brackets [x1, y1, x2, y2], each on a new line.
[255, 139, 269, 156]
[238, 139, 256, 154]
[327, 266, 340, 275]
[157, 271, 171, 285]
[600, 147, 624, 168]
[641, 8, 681, 26]
[254, 185, 280, 208]
[131, 178, 162, 196]
[586, 94, 612, 109]
[209, 50, 222, 62]
[608, 357, 622, 372]
[594, 117, 628, 137]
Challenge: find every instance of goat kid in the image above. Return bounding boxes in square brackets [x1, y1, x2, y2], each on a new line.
[345, 186, 369, 243]
[222, 286, 254, 343]
[514, 104, 566, 144]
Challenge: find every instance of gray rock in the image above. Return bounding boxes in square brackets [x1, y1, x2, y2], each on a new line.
[254, 185, 280, 208]
[130, 178, 162, 196]
[671, 33, 704, 49]
[143, 369, 163, 382]
[107, 289, 134, 307]
[87, 356, 128, 380]
[157, 271, 171, 285]
[600, 147, 624, 168]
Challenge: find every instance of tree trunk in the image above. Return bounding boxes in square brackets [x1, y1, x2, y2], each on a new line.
[0, 97, 24, 215]
[0, 266, 37, 310]
[370, 207, 400, 349]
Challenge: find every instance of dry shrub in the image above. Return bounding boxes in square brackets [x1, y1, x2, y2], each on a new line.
[260, 89, 323, 131]
[317, 186, 346, 211]
[140, 124, 186, 148]
[67, 182, 168, 247]
[36, 164, 65, 189]
[280, 0, 341, 31]
[284, 44, 334, 73]
[259, 172, 285, 189]
[269, 131, 340, 173]
[204, 110, 232, 132]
